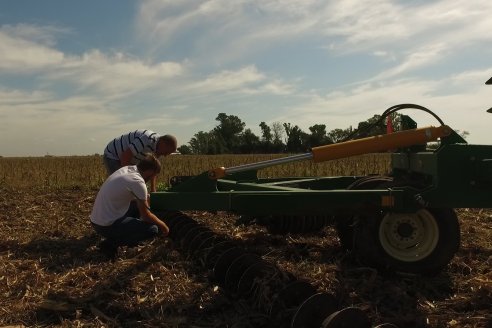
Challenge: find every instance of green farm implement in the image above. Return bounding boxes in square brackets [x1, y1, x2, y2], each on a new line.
[150, 79, 492, 328]
[150, 101, 492, 327]
[152, 103, 492, 275]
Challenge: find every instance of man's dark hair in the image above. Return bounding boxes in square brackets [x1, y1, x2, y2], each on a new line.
[137, 153, 161, 173]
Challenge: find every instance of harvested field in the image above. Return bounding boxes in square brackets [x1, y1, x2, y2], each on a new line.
[0, 186, 491, 328]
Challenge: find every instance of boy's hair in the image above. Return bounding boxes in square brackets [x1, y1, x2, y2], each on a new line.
[137, 153, 161, 173]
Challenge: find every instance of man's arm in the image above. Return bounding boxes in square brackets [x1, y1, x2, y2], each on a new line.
[120, 148, 134, 167]
[135, 199, 169, 236]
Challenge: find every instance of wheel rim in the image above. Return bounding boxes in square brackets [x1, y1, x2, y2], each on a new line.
[379, 209, 439, 262]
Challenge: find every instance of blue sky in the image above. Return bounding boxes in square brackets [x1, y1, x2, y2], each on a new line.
[0, 0, 491, 156]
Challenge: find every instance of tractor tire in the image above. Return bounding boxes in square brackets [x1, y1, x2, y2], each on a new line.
[334, 176, 394, 250]
[353, 208, 460, 275]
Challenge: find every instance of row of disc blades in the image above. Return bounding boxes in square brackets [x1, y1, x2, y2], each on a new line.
[158, 210, 397, 328]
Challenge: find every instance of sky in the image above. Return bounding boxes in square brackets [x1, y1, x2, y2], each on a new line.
[0, 0, 491, 157]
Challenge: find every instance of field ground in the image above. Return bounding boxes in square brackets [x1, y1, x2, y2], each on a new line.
[0, 186, 491, 328]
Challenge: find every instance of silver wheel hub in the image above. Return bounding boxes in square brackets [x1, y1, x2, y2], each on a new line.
[379, 209, 439, 262]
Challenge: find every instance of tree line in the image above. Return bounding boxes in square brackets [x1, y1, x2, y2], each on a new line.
[177, 113, 394, 155]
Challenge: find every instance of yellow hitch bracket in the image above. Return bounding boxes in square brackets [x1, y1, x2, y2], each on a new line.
[209, 167, 226, 179]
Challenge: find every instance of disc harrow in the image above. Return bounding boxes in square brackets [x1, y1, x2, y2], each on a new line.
[152, 106, 492, 276]
[149, 102, 492, 326]
[158, 210, 397, 327]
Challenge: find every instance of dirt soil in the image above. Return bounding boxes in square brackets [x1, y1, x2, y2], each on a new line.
[0, 187, 491, 328]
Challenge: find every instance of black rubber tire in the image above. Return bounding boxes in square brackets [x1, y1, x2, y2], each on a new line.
[335, 176, 394, 250]
[353, 207, 460, 275]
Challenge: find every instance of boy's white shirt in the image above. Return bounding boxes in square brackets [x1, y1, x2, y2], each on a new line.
[90, 165, 147, 226]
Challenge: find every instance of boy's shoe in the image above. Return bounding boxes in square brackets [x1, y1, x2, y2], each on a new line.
[97, 239, 118, 260]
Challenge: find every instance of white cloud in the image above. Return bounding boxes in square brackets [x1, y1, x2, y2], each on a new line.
[324, 0, 492, 51]
[0, 24, 186, 98]
[52, 50, 186, 96]
[0, 95, 115, 156]
[0, 92, 202, 156]
[0, 88, 52, 104]
[0, 27, 65, 71]
[257, 80, 295, 95]
[2, 1, 492, 156]
[272, 69, 492, 144]
[369, 43, 449, 81]
[136, 0, 492, 77]
[1, 23, 67, 46]
[322, 0, 409, 46]
[187, 65, 265, 92]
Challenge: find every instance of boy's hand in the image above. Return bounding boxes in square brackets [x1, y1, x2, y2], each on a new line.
[158, 221, 170, 237]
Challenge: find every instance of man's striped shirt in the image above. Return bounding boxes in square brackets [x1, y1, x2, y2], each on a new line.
[104, 130, 160, 163]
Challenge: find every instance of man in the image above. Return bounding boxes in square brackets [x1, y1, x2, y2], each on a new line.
[103, 130, 177, 192]
[90, 153, 170, 259]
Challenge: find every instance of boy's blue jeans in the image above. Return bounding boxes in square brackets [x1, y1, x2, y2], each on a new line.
[92, 202, 159, 247]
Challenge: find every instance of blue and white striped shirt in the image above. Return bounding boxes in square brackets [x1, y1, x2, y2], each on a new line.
[104, 130, 160, 163]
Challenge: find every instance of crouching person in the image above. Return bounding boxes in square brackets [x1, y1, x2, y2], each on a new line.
[90, 152, 169, 259]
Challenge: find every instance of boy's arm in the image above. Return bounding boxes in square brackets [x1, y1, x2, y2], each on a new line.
[136, 198, 169, 236]
[150, 175, 157, 193]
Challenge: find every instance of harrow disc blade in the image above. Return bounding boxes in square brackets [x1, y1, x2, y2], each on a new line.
[321, 307, 370, 328]
[290, 292, 338, 328]
[237, 262, 279, 297]
[205, 241, 236, 269]
[172, 221, 199, 241]
[270, 280, 317, 319]
[213, 247, 245, 284]
[187, 231, 216, 256]
[224, 253, 262, 293]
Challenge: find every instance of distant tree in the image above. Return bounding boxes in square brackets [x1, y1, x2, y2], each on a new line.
[238, 128, 261, 153]
[259, 122, 272, 142]
[214, 113, 246, 153]
[259, 121, 273, 153]
[283, 123, 308, 153]
[307, 124, 332, 148]
[185, 111, 428, 155]
[271, 121, 285, 153]
[355, 114, 386, 137]
[328, 128, 353, 143]
[177, 145, 192, 154]
[189, 131, 218, 154]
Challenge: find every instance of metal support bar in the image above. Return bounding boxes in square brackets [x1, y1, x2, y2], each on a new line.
[226, 153, 313, 174]
[208, 153, 312, 179]
[150, 189, 407, 215]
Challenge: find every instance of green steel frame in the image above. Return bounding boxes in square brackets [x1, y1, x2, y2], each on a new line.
[150, 129, 492, 215]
